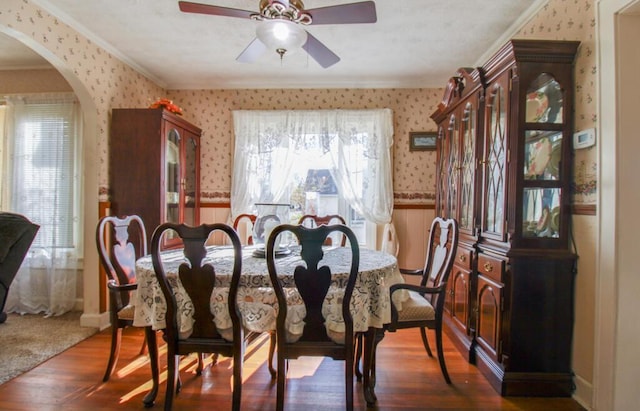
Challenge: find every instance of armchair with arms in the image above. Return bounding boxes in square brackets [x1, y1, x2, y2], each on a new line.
[387, 217, 459, 383]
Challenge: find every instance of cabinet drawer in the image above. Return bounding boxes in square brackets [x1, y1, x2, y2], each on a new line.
[455, 247, 474, 270]
[477, 254, 505, 283]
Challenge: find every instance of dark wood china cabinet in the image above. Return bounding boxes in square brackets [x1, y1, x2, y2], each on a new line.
[433, 67, 484, 363]
[110, 108, 201, 248]
[431, 40, 579, 397]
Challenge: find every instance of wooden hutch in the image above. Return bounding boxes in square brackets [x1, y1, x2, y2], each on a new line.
[109, 108, 201, 248]
[431, 39, 580, 396]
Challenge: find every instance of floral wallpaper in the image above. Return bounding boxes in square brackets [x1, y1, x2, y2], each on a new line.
[1, 0, 597, 206]
[516, 0, 597, 204]
[0, 0, 164, 201]
[168, 88, 443, 204]
[168, 0, 598, 206]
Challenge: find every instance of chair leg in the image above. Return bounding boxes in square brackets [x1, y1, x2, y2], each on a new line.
[164, 355, 178, 411]
[420, 327, 434, 357]
[196, 353, 204, 375]
[176, 370, 182, 394]
[103, 325, 123, 382]
[268, 331, 277, 378]
[143, 327, 159, 408]
[435, 327, 451, 384]
[354, 333, 363, 381]
[276, 354, 286, 411]
[232, 341, 244, 411]
[345, 354, 354, 411]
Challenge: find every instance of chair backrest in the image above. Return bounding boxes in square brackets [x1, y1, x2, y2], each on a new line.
[151, 223, 243, 343]
[266, 223, 359, 345]
[421, 217, 459, 310]
[96, 215, 147, 307]
[297, 214, 347, 246]
[232, 213, 257, 245]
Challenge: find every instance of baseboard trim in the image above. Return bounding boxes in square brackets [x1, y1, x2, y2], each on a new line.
[80, 311, 110, 330]
[572, 374, 593, 410]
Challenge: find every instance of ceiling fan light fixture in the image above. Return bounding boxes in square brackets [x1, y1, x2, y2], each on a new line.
[256, 19, 307, 57]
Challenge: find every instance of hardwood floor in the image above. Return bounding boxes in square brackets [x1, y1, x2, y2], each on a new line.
[0, 326, 586, 410]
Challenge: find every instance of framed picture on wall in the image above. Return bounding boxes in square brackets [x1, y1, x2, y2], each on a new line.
[409, 131, 437, 151]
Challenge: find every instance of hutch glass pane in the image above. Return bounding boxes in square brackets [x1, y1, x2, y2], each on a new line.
[460, 102, 475, 230]
[484, 85, 506, 235]
[447, 114, 458, 219]
[165, 128, 180, 240]
[437, 126, 448, 217]
[524, 131, 562, 180]
[522, 187, 561, 238]
[184, 135, 198, 227]
[525, 74, 563, 124]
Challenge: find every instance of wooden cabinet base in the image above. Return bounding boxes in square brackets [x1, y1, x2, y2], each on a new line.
[476, 346, 574, 397]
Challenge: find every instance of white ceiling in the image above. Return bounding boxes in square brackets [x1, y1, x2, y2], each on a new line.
[1, 0, 541, 89]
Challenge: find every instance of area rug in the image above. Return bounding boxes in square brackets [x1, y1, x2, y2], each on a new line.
[0, 311, 98, 384]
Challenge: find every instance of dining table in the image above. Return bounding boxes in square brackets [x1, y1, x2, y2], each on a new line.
[132, 243, 407, 406]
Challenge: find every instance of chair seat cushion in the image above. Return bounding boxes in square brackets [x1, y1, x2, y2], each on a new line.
[117, 304, 136, 320]
[397, 290, 435, 322]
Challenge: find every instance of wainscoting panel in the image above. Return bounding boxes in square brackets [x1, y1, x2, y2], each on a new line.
[393, 206, 434, 271]
[201, 204, 231, 245]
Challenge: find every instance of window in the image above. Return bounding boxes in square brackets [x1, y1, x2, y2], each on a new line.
[1, 93, 82, 316]
[1, 94, 81, 251]
[231, 109, 394, 248]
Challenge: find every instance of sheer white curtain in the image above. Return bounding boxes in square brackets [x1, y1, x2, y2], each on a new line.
[231, 109, 397, 251]
[2, 93, 81, 316]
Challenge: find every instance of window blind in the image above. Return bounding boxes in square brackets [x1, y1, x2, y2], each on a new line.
[7, 95, 78, 249]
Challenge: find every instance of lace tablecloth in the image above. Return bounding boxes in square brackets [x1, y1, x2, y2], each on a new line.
[133, 245, 406, 342]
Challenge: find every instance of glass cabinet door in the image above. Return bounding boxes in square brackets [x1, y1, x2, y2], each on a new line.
[436, 125, 449, 218]
[482, 79, 508, 239]
[165, 128, 181, 225]
[446, 114, 459, 219]
[459, 102, 476, 233]
[521, 74, 565, 239]
[183, 133, 198, 227]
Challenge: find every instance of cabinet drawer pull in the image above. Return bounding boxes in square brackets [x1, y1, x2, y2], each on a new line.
[459, 254, 466, 263]
[483, 262, 493, 272]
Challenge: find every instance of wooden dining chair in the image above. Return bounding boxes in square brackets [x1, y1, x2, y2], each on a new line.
[387, 217, 459, 383]
[232, 213, 277, 378]
[266, 223, 360, 411]
[95, 215, 149, 382]
[232, 213, 257, 245]
[151, 222, 244, 411]
[297, 214, 347, 246]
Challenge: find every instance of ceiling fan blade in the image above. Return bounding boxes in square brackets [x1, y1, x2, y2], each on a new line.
[307, 1, 377, 25]
[236, 38, 268, 63]
[303, 32, 340, 68]
[178, 1, 254, 19]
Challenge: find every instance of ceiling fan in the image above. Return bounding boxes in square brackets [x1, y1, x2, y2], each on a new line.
[178, 0, 377, 68]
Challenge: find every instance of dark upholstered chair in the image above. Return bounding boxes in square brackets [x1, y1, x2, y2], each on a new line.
[297, 214, 347, 246]
[0, 212, 39, 324]
[96, 215, 149, 382]
[151, 223, 244, 411]
[387, 217, 459, 383]
[266, 223, 360, 411]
